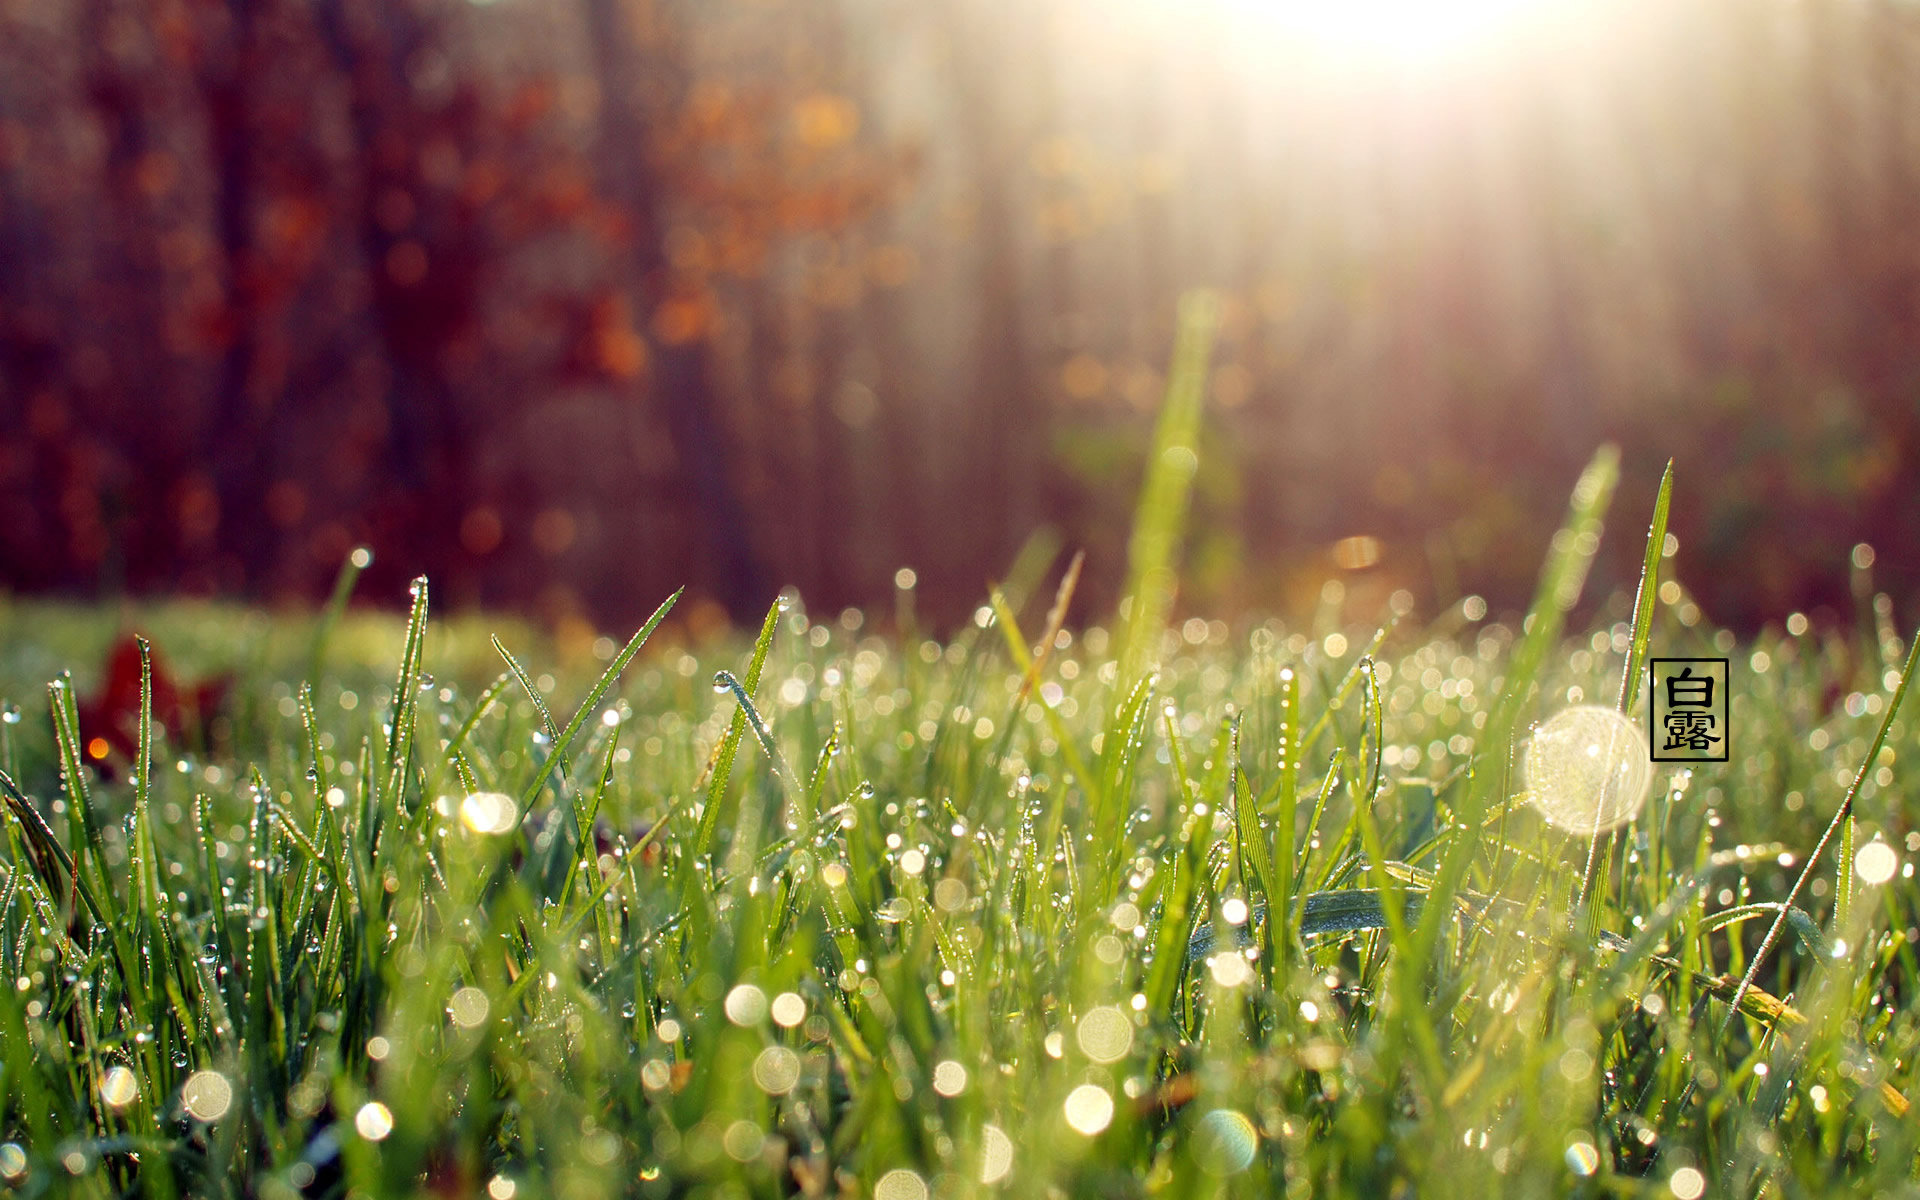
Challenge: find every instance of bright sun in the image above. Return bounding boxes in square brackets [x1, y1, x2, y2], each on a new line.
[1219, 0, 1556, 68]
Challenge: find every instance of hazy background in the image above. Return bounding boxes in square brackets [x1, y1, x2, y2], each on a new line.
[2, 0, 1916, 635]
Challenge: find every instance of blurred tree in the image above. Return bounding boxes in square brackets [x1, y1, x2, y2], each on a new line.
[2, 0, 1918, 631]
[581, 0, 767, 618]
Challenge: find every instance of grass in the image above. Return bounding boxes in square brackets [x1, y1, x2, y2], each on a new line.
[2, 326, 1918, 1195]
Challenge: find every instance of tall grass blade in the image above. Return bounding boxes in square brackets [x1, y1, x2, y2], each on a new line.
[692, 597, 786, 864]
[1416, 448, 1617, 973]
[1116, 289, 1219, 691]
[383, 577, 430, 819]
[714, 668, 801, 803]
[308, 545, 371, 685]
[525, 588, 680, 818]
[1617, 459, 1673, 714]
[1576, 458, 1672, 922]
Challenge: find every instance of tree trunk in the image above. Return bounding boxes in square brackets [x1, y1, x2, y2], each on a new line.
[582, 0, 768, 620]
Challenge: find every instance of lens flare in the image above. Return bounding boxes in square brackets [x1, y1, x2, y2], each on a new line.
[1523, 705, 1652, 834]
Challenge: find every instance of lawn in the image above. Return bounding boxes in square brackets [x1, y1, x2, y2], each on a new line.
[0, 436, 1916, 1198]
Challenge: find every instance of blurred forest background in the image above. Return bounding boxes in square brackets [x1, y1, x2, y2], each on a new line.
[1, 0, 1916, 634]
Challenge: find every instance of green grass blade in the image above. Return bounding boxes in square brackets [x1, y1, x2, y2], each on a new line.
[692, 597, 786, 865]
[130, 639, 198, 1055]
[1617, 459, 1673, 714]
[0, 766, 77, 920]
[383, 576, 431, 819]
[1574, 460, 1672, 923]
[1721, 627, 1920, 1038]
[47, 673, 111, 915]
[714, 669, 801, 804]
[519, 588, 681, 817]
[308, 545, 371, 685]
[987, 584, 1101, 825]
[1416, 448, 1618, 968]
[1116, 289, 1220, 691]
[1697, 902, 1831, 958]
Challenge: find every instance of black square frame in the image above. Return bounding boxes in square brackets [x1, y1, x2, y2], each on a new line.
[1648, 657, 1731, 763]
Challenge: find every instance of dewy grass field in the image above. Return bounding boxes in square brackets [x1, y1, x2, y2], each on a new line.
[1, 309, 1917, 1198]
[1, 467, 1917, 1200]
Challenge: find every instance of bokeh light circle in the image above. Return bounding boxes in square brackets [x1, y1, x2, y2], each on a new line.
[460, 791, 519, 835]
[181, 1070, 233, 1122]
[752, 1046, 802, 1094]
[979, 1124, 1014, 1183]
[1523, 706, 1652, 834]
[1192, 1109, 1259, 1175]
[355, 1101, 395, 1141]
[1854, 841, 1899, 885]
[1075, 1006, 1134, 1064]
[99, 1066, 139, 1110]
[873, 1169, 927, 1200]
[1064, 1084, 1115, 1135]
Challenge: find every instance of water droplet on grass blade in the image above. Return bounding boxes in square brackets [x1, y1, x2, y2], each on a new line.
[724, 984, 768, 1025]
[1208, 951, 1254, 988]
[932, 1060, 968, 1096]
[770, 992, 807, 1026]
[449, 987, 491, 1028]
[1523, 706, 1651, 833]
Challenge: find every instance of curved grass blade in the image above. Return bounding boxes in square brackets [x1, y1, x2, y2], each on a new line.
[1014, 549, 1083, 708]
[517, 588, 681, 820]
[714, 668, 801, 803]
[691, 596, 786, 865]
[495, 636, 563, 781]
[48, 674, 112, 920]
[427, 671, 512, 799]
[1698, 901, 1831, 959]
[987, 584, 1100, 829]
[1296, 622, 1396, 760]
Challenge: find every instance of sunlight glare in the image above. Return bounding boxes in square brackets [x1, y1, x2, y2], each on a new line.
[1194, 0, 1567, 69]
[1523, 706, 1651, 834]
